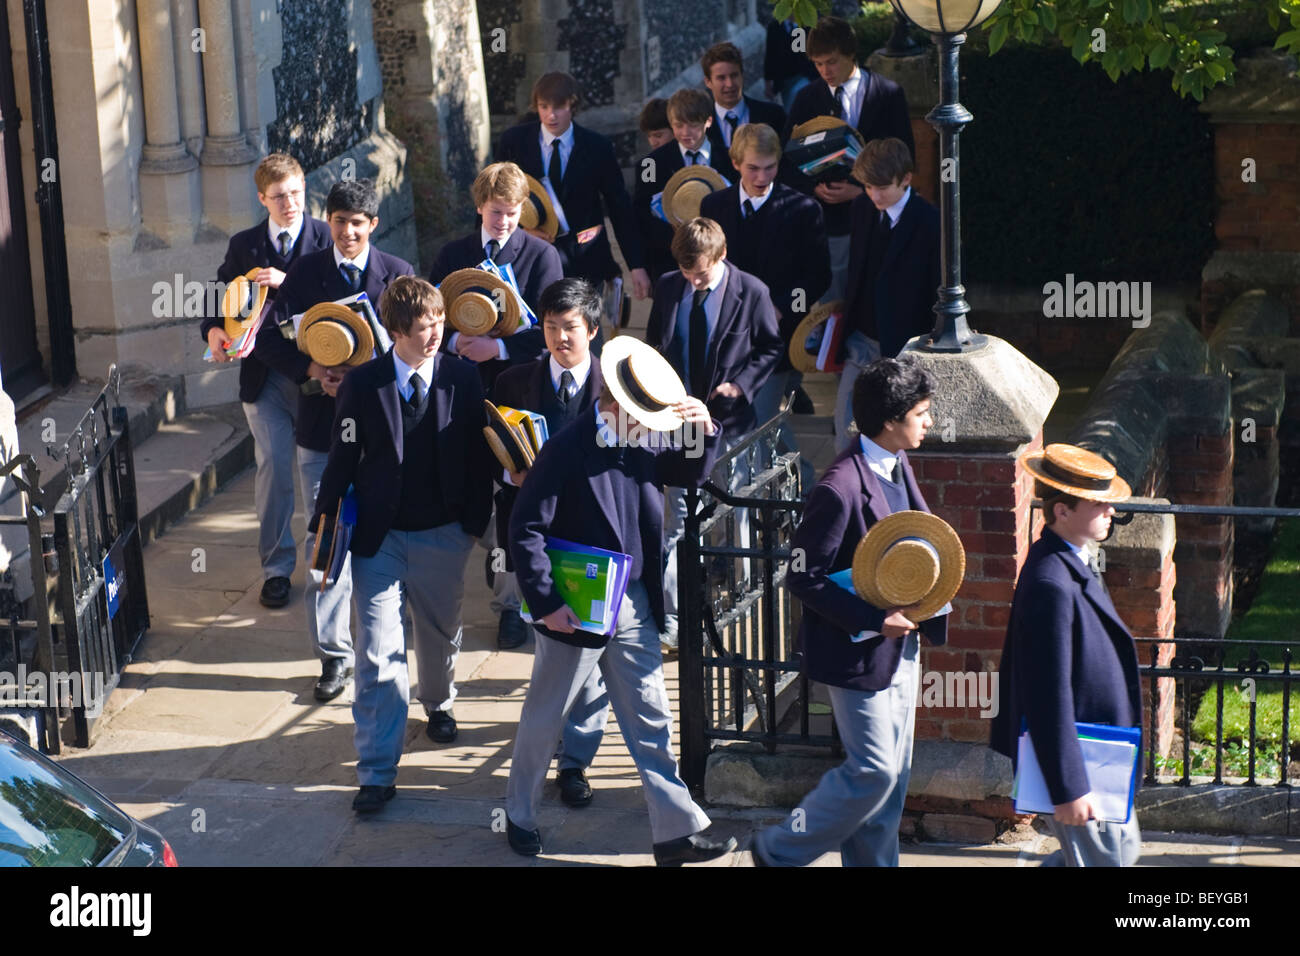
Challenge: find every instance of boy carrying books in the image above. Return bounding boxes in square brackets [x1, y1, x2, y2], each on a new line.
[503, 338, 736, 865]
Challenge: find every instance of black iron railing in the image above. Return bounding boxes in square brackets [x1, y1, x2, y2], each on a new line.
[0, 365, 149, 751]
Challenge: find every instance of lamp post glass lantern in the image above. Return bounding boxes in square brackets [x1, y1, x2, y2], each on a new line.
[887, 0, 1004, 352]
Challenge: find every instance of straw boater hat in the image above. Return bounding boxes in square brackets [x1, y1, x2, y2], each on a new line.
[519, 173, 559, 242]
[791, 115, 849, 140]
[482, 401, 535, 473]
[851, 511, 966, 623]
[600, 335, 688, 432]
[788, 300, 844, 374]
[439, 268, 523, 338]
[1019, 443, 1132, 503]
[297, 301, 375, 367]
[220, 268, 270, 340]
[662, 165, 729, 228]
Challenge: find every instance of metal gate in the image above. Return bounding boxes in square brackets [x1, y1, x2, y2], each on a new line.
[678, 404, 824, 790]
[0, 366, 150, 751]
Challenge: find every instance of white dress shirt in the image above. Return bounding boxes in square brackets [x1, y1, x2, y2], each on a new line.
[539, 124, 573, 235]
[679, 139, 712, 167]
[550, 354, 591, 395]
[675, 263, 728, 392]
[740, 181, 774, 216]
[881, 186, 911, 229]
[268, 215, 304, 254]
[333, 243, 371, 275]
[831, 67, 867, 129]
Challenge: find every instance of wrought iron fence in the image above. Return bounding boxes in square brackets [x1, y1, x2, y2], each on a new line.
[0, 365, 150, 752]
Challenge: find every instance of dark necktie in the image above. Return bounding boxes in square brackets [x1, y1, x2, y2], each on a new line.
[278, 230, 291, 258]
[834, 85, 849, 121]
[557, 369, 575, 408]
[686, 150, 701, 166]
[407, 371, 425, 409]
[891, 459, 903, 485]
[880, 209, 891, 230]
[548, 141, 563, 187]
[725, 112, 739, 143]
[340, 262, 361, 292]
[742, 199, 754, 219]
[485, 238, 499, 262]
[689, 288, 709, 399]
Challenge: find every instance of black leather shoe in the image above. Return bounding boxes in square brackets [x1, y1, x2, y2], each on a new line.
[652, 831, 738, 867]
[352, 784, 396, 814]
[791, 387, 815, 415]
[314, 659, 353, 702]
[497, 609, 529, 650]
[506, 816, 542, 856]
[557, 767, 593, 808]
[426, 709, 458, 744]
[259, 576, 291, 608]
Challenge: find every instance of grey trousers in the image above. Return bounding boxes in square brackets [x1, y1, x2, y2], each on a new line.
[825, 233, 852, 303]
[505, 580, 711, 844]
[1045, 816, 1142, 867]
[297, 447, 354, 666]
[755, 632, 920, 867]
[350, 523, 475, 786]
[241, 370, 300, 580]
[833, 331, 882, 454]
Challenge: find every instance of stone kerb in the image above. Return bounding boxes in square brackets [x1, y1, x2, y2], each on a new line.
[1068, 311, 1234, 640]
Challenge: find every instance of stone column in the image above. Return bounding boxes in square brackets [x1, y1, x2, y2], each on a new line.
[172, 0, 207, 151]
[137, 0, 198, 173]
[197, 0, 258, 233]
[137, 0, 201, 245]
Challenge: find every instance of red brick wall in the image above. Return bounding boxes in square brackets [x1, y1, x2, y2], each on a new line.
[1212, 124, 1300, 253]
[1166, 431, 1234, 637]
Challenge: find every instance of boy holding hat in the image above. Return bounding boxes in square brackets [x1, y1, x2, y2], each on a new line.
[752, 357, 953, 867]
[309, 276, 494, 813]
[488, 278, 613, 810]
[834, 136, 940, 452]
[991, 444, 1143, 867]
[504, 335, 736, 864]
[700, 42, 787, 158]
[496, 73, 651, 300]
[634, 88, 734, 283]
[428, 161, 560, 389]
[699, 122, 828, 477]
[784, 15, 914, 302]
[201, 153, 332, 611]
[647, 216, 783, 646]
[255, 178, 414, 702]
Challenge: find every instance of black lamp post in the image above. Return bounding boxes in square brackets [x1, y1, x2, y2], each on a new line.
[887, 0, 1003, 352]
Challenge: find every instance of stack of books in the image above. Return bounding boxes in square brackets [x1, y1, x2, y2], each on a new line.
[520, 538, 633, 637]
[787, 127, 866, 183]
[1013, 723, 1141, 823]
[477, 258, 537, 331]
[311, 490, 356, 593]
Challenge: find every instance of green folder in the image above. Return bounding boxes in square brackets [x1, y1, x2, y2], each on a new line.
[520, 537, 632, 636]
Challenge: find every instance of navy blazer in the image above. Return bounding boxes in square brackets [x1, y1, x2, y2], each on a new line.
[633, 139, 735, 282]
[200, 216, 333, 403]
[428, 228, 558, 381]
[843, 189, 940, 359]
[489, 354, 604, 568]
[990, 528, 1143, 806]
[646, 262, 783, 435]
[698, 183, 829, 363]
[496, 120, 645, 281]
[509, 404, 721, 647]
[704, 96, 789, 179]
[310, 349, 494, 557]
[253, 245, 415, 452]
[784, 70, 914, 236]
[789, 444, 948, 692]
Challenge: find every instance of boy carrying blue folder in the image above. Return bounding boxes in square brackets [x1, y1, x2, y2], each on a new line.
[504, 336, 737, 865]
[990, 443, 1144, 867]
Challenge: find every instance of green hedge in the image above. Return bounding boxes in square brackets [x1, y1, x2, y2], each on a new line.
[852, 10, 1218, 285]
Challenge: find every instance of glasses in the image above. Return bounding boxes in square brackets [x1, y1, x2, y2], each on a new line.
[264, 189, 304, 204]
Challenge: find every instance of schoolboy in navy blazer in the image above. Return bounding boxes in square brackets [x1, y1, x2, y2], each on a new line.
[645, 242, 783, 437]
[990, 526, 1143, 804]
[699, 41, 788, 182]
[783, 17, 914, 240]
[496, 73, 649, 296]
[634, 89, 736, 283]
[200, 153, 333, 611]
[202, 215, 332, 403]
[310, 348, 493, 557]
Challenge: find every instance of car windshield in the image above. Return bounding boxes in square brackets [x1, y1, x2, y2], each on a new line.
[0, 736, 130, 866]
